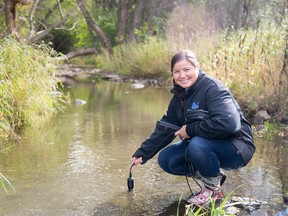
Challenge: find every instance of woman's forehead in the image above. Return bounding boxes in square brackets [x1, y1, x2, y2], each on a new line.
[173, 60, 194, 68]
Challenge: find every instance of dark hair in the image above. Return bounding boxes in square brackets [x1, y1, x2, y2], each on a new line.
[170, 50, 200, 72]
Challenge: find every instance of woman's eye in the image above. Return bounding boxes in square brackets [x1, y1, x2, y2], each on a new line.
[184, 68, 190, 72]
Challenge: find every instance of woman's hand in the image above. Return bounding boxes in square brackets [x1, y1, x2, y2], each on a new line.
[132, 157, 143, 166]
[175, 125, 190, 140]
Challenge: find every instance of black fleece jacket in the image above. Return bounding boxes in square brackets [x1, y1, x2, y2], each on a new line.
[132, 70, 255, 165]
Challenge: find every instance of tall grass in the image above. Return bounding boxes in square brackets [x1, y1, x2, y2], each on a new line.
[97, 37, 173, 79]
[0, 38, 66, 139]
[96, 20, 287, 120]
[201, 21, 287, 116]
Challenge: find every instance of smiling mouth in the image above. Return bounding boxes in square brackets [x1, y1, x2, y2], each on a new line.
[179, 79, 189, 83]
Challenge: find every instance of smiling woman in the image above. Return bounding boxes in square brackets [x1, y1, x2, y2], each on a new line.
[132, 49, 256, 206]
[171, 51, 200, 89]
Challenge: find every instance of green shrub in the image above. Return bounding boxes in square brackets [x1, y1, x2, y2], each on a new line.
[0, 38, 66, 138]
[97, 37, 173, 79]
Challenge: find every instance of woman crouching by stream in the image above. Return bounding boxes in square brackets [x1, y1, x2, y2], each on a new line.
[131, 50, 256, 205]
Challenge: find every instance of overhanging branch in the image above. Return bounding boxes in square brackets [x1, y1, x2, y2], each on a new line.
[28, 6, 78, 44]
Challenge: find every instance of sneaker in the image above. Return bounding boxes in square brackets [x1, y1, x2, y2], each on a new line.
[219, 171, 226, 186]
[193, 171, 226, 186]
[186, 186, 223, 205]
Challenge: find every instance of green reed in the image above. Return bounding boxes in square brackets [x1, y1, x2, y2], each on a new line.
[96, 37, 172, 79]
[0, 38, 66, 139]
[0, 173, 15, 193]
[201, 20, 287, 117]
[183, 186, 241, 216]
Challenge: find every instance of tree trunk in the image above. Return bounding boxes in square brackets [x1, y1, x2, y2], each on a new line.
[116, 0, 128, 44]
[5, 0, 16, 34]
[76, 0, 112, 52]
[241, 0, 252, 28]
[4, 0, 31, 36]
[276, 24, 288, 122]
[235, 0, 244, 30]
[127, 0, 145, 42]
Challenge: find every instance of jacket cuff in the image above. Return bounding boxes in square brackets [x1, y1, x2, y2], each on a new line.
[186, 124, 194, 138]
[132, 148, 150, 164]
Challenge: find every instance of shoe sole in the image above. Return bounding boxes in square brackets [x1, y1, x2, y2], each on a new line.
[220, 173, 226, 186]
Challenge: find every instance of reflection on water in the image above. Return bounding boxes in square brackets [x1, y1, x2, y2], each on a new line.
[0, 81, 287, 216]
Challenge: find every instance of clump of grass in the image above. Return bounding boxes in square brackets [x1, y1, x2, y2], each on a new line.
[70, 54, 99, 66]
[202, 20, 287, 116]
[184, 187, 239, 216]
[96, 37, 173, 79]
[0, 38, 67, 139]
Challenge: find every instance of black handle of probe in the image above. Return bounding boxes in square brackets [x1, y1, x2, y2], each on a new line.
[127, 164, 134, 191]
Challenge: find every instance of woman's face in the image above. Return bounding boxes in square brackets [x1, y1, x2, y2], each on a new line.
[172, 59, 199, 88]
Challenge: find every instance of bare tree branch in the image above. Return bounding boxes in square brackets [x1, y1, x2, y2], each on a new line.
[53, 47, 99, 61]
[27, 0, 40, 40]
[28, 6, 78, 44]
[55, 21, 79, 30]
[36, 0, 64, 31]
[57, 0, 64, 18]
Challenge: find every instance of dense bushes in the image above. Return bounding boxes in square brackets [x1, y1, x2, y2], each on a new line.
[0, 38, 66, 139]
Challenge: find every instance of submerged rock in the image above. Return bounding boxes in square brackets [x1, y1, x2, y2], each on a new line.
[75, 99, 87, 106]
[130, 83, 145, 89]
[229, 196, 267, 214]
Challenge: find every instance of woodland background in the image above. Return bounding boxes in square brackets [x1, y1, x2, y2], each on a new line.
[0, 0, 287, 137]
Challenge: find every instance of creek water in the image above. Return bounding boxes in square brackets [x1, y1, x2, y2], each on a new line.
[0, 80, 287, 216]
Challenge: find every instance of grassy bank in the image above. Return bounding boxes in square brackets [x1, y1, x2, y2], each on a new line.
[0, 38, 67, 142]
[96, 21, 287, 122]
[96, 37, 172, 79]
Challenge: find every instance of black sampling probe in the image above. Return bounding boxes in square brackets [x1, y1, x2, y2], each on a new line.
[127, 164, 134, 191]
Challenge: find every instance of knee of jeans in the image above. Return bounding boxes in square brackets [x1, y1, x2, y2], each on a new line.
[188, 136, 208, 152]
[158, 151, 167, 170]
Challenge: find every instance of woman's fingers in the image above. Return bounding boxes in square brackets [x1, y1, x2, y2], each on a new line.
[132, 157, 142, 166]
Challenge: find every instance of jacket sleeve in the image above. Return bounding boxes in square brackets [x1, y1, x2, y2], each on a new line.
[132, 125, 177, 163]
[132, 96, 181, 164]
[186, 83, 241, 139]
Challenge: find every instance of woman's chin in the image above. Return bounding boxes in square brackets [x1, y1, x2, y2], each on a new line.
[177, 82, 191, 88]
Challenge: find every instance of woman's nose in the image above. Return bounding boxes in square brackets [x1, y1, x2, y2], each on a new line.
[179, 70, 185, 77]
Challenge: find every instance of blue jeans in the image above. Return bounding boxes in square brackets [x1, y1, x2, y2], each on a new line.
[158, 136, 245, 178]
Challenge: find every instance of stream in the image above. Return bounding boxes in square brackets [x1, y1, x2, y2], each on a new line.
[0, 80, 287, 216]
